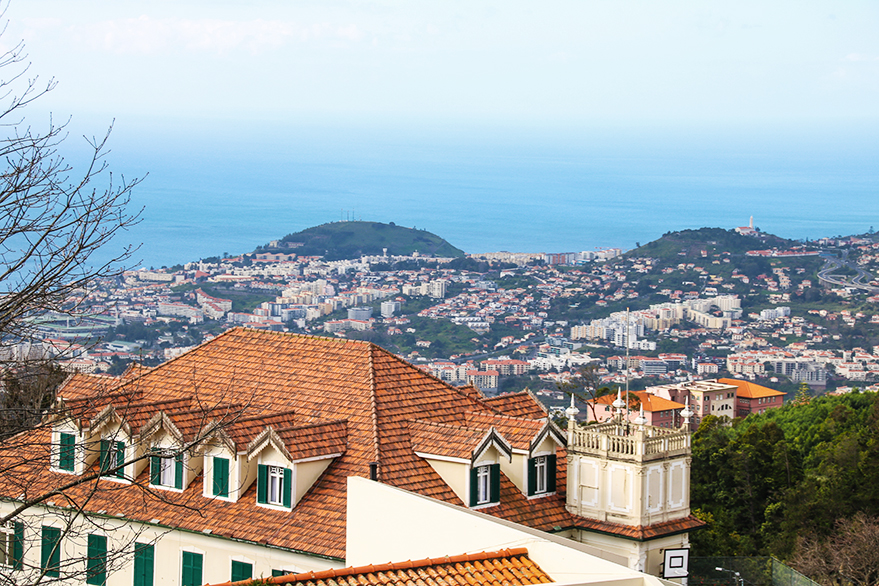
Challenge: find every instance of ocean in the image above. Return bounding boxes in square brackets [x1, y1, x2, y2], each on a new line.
[87, 118, 879, 269]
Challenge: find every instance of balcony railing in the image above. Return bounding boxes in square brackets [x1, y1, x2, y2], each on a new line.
[570, 422, 690, 461]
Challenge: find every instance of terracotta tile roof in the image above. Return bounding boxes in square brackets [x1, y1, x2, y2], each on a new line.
[462, 412, 547, 451]
[635, 392, 685, 413]
[588, 391, 683, 413]
[482, 391, 547, 419]
[213, 548, 552, 586]
[277, 420, 348, 461]
[5, 329, 582, 560]
[718, 378, 785, 399]
[409, 420, 488, 460]
[568, 514, 707, 541]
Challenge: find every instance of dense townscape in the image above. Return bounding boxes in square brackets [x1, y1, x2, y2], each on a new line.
[26, 223, 879, 413]
[6, 221, 879, 586]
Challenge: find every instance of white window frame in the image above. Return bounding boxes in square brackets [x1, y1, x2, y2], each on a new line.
[533, 456, 549, 494]
[159, 455, 175, 487]
[0, 521, 16, 567]
[267, 466, 284, 505]
[476, 465, 491, 505]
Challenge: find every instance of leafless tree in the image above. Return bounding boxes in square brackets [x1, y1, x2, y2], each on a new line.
[0, 11, 142, 356]
[791, 513, 879, 586]
[0, 6, 142, 438]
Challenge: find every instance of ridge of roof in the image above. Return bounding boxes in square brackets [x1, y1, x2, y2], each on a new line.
[216, 548, 543, 586]
[366, 341, 500, 412]
[368, 343, 381, 477]
[108, 328, 376, 395]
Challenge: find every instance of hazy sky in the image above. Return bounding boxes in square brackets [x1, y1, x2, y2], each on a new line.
[6, 0, 879, 128]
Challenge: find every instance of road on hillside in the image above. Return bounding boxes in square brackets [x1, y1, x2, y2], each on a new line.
[817, 250, 879, 293]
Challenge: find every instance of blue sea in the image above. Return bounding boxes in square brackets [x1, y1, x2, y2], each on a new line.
[82, 118, 879, 269]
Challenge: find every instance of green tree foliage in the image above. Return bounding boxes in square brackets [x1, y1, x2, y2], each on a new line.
[690, 392, 879, 564]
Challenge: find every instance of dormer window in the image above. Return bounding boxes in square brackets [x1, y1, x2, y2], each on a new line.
[100, 440, 125, 479]
[267, 466, 284, 505]
[149, 450, 183, 490]
[527, 454, 557, 497]
[469, 464, 499, 507]
[257, 464, 291, 508]
[58, 433, 76, 472]
[211, 456, 230, 498]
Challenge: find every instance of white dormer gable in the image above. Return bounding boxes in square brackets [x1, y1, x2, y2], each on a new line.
[144, 412, 203, 492]
[248, 428, 294, 510]
[87, 406, 134, 483]
[471, 427, 513, 466]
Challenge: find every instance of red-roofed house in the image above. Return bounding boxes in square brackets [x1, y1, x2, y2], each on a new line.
[583, 391, 686, 428]
[718, 378, 786, 417]
[0, 329, 701, 586]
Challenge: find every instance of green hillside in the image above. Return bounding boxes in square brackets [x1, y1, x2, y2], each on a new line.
[628, 227, 797, 262]
[263, 221, 465, 261]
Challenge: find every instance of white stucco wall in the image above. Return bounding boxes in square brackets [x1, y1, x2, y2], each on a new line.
[346, 477, 671, 586]
[1, 502, 341, 586]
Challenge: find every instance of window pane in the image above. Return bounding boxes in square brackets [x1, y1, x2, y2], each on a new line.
[161, 457, 175, 486]
[476, 466, 490, 504]
[268, 467, 284, 505]
[535, 457, 547, 493]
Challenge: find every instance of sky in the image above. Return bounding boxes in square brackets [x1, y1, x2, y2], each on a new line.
[3, 1, 878, 266]
[6, 0, 879, 128]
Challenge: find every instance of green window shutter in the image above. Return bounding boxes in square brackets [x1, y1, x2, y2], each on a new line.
[526, 458, 537, 496]
[174, 453, 184, 490]
[469, 467, 478, 507]
[257, 464, 268, 504]
[115, 442, 125, 478]
[489, 463, 500, 504]
[12, 521, 24, 570]
[99, 439, 109, 475]
[181, 551, 203, 586]
[282, 468, 292, 508]
[231, 560, 253, 582]
[59, 433, 75, 471]
[150, 453, 160, 485]
[134, 543, 154, 586]
[547, 454, 557, 493]
[41, 526, 61, 577]
[86, 534, 107, 585]
[272, 569, 286, 577]
[213, 457, 229, 497]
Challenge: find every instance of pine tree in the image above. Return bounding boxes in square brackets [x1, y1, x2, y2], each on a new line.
[794, 381, 811, 405]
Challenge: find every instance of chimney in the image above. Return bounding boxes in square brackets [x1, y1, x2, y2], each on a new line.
[369, 462, 378, 481]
